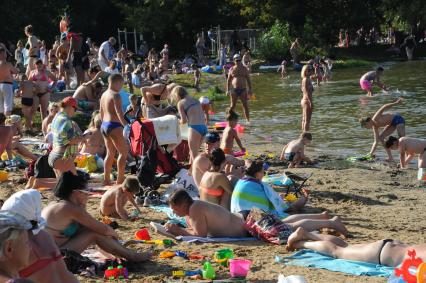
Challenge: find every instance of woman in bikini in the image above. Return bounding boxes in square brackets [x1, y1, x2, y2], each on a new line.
[173, 86, 207, 164]
[300, 64, 314, 132]
[140, 82, 178, 118]
[29, 59, 57, 121]
[48, 97, 84, 178]
[2, 189, 78, 283]
[360, 98, 405, 161]
[24, 25, 39, 77]
[42, 172, 151, 262]
[286, 227, 426, 268]
[199, 148, 234, 210]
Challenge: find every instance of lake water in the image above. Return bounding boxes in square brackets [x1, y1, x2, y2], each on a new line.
[215, 60, 426, 158]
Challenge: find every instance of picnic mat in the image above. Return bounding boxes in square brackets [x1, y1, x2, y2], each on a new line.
[275, 249, 395, 277]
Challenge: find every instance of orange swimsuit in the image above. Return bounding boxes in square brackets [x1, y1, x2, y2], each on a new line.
[201, 187, 224, 197]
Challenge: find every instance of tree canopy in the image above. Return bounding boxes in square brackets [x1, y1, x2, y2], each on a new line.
[0, 0, 424, 55]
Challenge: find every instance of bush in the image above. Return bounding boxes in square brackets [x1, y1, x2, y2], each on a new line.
[257, 21, 292, 62]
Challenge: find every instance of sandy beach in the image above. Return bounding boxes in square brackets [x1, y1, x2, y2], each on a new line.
[1, 142, 424, 283]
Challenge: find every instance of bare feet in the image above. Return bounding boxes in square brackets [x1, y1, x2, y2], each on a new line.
[286, 227, 307, 251]
[331, 216, 348, 238]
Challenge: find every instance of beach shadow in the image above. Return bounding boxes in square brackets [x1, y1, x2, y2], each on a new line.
[310, 190, 389, 206]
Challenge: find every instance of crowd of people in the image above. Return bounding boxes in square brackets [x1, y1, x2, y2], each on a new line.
[0, 17, 425, 282]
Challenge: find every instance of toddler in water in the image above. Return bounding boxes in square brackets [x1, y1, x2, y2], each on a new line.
[280, 132, 314, 168]
[220, 109, 245, 155]
[100, 176, 142, 220]
[192, 64, 201, 92]
[277, 60, 287, 79]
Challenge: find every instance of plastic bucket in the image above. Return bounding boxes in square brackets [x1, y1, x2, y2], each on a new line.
[214, 249, 234, 267]
[135, 228, 151, 240]
[229, 259, 251, 277]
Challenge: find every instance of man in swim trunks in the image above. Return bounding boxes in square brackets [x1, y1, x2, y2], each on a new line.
[0, 48, 19, 116]
[66, 30, 85, 86]
[360, 98, 405, 161]
[359, 66, 387, 96]
[165, 189, 248, 237]
[72, 82, 103, 111]
[24, 25, 39, 77]
[286, 227, 426, 268]
[385, 136, 426, 169]
[191, 131, 244, 187]
[226, 54, 252, 123]
[100, 74, 128, 185]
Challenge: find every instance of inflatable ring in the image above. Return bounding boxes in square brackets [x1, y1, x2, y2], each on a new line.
[395, 249, 423, 283]
[417, 263, 426, 283]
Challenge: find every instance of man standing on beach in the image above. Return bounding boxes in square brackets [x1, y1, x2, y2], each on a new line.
[0, 48, 19, 116]
[100, 74, 128, 185]
[290, 38, 300, 64]
[98, 37, 116, 71]
[226, 54, 252, 123]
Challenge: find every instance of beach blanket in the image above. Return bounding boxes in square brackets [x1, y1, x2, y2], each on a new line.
[151, 115, 181, 146]
[276, 249, 394, 277]
[231, 178, 289, 218]
[176, 235, 256, 243]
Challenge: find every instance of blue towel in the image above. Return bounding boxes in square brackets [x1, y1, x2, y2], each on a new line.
[149, 205, 187, 227]
[276, 249, 395, 277]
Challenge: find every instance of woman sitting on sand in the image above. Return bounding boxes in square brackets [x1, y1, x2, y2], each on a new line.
[42, 172, 151, 262]
[230, 160, 348, 236]
[79, 111, 105, 157]
[286, 227, 426, 267]
[0, 211, 33, 283]
[199, 148, 235, 210]
[2, 189, 78, 283]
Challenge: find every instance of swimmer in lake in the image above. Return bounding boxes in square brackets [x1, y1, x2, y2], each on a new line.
[360, 66, 388, 96]
[360, 98, 405, 162]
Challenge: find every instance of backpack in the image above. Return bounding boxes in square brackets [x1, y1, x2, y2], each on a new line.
[137, 136, 158, 188]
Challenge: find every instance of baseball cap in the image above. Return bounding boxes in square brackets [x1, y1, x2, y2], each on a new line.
[233, 54, 241, 61]
[205, 131, 220, 143]
[1, 189, 46, 235]
[54, 171, 91, 200]
[0, 210, 32, 234]
[62, 97, 77, 109]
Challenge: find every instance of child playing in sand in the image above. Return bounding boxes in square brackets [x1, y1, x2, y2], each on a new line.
[125, 94, 140, 120]
[100, 176, 142, 220]
[192, 64, 201, 92]
[280, 132, 313, 168]
[17, 74, 35, 132]
[277, 60, 287, 79]
[220, 109, 245, 155]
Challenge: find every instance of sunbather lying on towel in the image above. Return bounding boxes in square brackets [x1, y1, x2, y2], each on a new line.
[165, 189, 348, 239]
[286, 227, 426, 267]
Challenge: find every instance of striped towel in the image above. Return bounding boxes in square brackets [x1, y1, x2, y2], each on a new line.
[231, 178, 288, 218]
